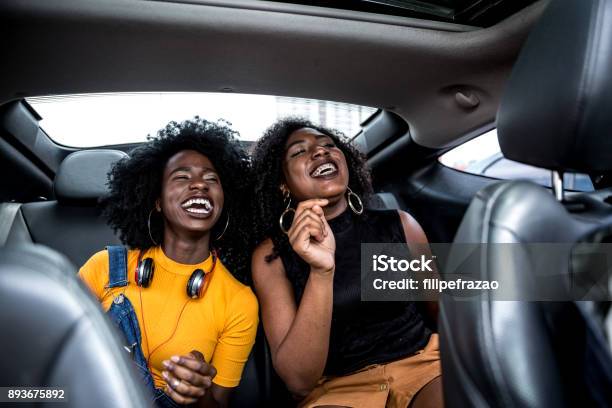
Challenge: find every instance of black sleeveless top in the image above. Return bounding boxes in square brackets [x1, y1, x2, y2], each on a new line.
[280, 208, 432, 376]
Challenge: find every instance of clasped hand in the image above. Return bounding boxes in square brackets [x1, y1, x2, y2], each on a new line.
[162, 350, 216, 404]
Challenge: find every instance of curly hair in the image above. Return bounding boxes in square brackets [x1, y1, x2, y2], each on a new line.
[251, 117, 372, 263]
[101, 117, 252, 282]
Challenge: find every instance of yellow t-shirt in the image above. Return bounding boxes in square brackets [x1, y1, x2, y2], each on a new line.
[78, 246, 258, 389]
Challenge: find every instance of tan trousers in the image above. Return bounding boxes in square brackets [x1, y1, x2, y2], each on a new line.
[299, 334, 441, 408]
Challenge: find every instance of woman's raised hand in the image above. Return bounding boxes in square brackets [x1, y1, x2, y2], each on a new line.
[287, 199, 335, 274]
[162, 350, 216, 404]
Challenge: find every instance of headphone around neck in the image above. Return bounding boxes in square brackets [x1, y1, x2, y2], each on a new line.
[134, 249, 217, 299]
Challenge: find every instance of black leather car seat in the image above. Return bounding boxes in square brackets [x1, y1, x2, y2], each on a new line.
[2, 148, 275, 406]
[439, 0, 612, 406]
[4, 149, 125, 267]
[0, 244, 149, 407]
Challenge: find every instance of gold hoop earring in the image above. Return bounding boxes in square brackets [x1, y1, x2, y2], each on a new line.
[148, 209, 159, 246]
[347, 187, 363, 215]
[279, 191, 295, 235]
[215, 213, 230, 241]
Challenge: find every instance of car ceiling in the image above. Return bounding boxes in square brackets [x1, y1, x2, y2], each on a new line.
[0, 0, 548, 149]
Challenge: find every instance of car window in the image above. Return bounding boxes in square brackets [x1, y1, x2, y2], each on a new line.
[26, 93, 377, 147]
[439, 129, 594, 192]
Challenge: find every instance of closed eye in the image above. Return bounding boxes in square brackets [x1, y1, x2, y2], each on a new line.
[290, 149, 305, 158]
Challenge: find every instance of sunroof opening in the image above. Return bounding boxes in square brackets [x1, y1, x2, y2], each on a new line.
[26, 93, 377, 148]
[268, 0, 540, 27]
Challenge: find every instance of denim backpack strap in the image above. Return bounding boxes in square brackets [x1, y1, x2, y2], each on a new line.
[106, 245, 128, 288]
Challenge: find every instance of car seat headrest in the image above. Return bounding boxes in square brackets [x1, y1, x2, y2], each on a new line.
[54, 149, 128, 204]
[498, 0, 612, 173]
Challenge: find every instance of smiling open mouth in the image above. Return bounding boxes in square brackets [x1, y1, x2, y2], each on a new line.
[311, 162, 338, 178]
[181, 197, 213, 214]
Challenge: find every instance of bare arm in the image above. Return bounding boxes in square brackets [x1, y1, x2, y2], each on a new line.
[252, 239, 334, 397]
[398, 210, 439, 322]
[252, 199, 336, 397]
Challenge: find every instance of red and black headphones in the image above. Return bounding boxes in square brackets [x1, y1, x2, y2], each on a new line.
[134, 249, 217, 299]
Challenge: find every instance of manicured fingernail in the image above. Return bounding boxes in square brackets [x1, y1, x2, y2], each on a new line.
[170, 355, 180, 363]
[173, 379, 179, 388]
[162, 360, 171, 368]
[162, 371, 169, 379]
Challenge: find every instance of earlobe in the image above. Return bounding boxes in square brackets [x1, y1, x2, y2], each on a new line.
[155, 199, 161, 212]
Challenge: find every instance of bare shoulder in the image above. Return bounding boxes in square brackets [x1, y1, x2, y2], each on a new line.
[251, 238, 296, 320]
[397, 210, 429, 243]
[252, 238, 274, 262]
[252, 238, 286, 285]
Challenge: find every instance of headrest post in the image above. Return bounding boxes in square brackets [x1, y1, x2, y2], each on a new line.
[551, 170, 564, 202]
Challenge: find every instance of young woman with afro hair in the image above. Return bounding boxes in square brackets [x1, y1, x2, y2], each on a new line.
[79, 117, 258, 408]
[251, 118, 441, 408]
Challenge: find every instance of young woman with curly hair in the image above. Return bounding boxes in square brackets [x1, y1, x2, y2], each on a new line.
[251, 118, 441, 408]
[79, 118, 258, 408]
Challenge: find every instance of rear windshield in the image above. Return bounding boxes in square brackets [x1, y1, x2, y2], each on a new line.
[27, 92, 377, 147]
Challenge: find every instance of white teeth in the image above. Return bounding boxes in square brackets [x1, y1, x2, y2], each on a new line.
[311, 162, 338, 177]
[181, 197, 212, 213]
[185, 207, 210, 214]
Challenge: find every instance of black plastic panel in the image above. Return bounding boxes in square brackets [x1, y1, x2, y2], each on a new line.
[381, 162, 499, 243]
[0, 101, 72, 175]
[0, 136, 52, 202]
[354, 110, 408, 157]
